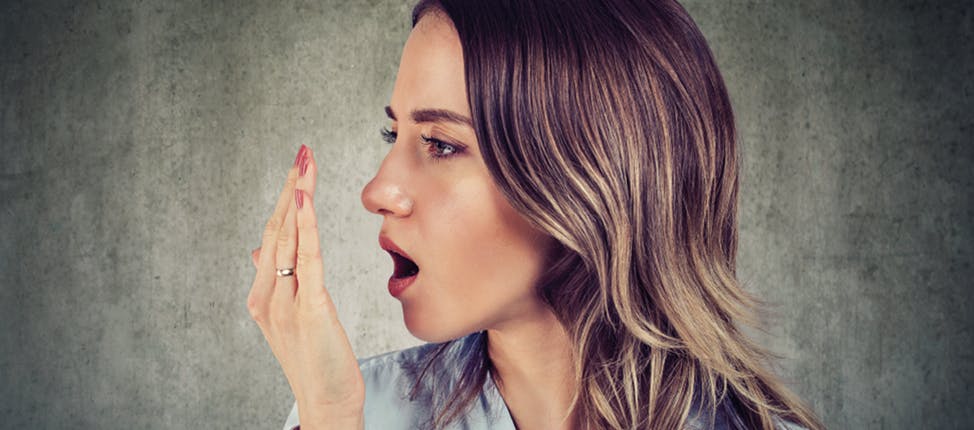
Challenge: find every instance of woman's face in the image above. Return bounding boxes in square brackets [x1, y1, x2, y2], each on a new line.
[361, 14, 553, 343]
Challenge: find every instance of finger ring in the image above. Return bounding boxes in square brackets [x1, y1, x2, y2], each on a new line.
[276, 268, 295, 277]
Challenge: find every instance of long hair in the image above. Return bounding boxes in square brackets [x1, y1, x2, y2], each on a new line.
[409, 1, 824, 429]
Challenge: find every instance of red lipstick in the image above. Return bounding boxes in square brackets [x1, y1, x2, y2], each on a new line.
[379, 235, 419, 297]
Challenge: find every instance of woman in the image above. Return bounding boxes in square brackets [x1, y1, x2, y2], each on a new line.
[247, 0, 824, 429]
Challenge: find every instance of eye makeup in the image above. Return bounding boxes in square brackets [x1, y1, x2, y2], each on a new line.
[420, 134, 465, 160]
[380, 127, 467, 162]
[380, 127, 397, 144]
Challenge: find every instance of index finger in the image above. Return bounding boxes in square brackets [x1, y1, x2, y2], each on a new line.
[256, 146, 306, 279]
[294, 188, 333, 312]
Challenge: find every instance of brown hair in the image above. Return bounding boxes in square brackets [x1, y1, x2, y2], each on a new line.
[409, 1, 824, 429]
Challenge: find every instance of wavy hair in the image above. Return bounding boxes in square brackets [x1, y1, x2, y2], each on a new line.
[409, 1, 824, 429]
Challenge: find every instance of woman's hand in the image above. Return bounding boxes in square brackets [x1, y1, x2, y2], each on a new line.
[247, 145, 365, 429]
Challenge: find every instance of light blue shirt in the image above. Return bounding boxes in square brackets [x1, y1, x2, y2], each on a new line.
[282, 331, 806, 430]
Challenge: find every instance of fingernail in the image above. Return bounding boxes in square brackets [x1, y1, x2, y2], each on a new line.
[295, 189, 304, 209]
[293, 144, 308, 168]
[299, 149, 311, 177]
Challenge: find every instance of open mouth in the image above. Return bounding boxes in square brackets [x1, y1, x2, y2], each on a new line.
[379, 235, 420, 297]
[390, 251, 420, 279]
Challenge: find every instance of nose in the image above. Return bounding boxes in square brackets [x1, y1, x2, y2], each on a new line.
[361, 157, 413, 218]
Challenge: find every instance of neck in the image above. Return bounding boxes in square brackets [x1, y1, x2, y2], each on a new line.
[487, 307, 577, 430]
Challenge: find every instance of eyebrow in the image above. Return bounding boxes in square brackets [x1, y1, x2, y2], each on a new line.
[385, 106, 473, 127]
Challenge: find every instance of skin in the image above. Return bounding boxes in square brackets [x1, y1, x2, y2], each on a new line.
[249, 13, 577, 430]
[362, 13, 555, 345]
[247, 149, 365, 430]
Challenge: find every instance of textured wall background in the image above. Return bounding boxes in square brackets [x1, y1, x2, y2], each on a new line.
[0, 1, 970, 429]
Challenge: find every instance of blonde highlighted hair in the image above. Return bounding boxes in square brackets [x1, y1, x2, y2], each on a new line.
[409, 1, 824, 428]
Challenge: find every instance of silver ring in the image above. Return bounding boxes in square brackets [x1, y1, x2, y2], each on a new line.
[276, 268, 295, 277]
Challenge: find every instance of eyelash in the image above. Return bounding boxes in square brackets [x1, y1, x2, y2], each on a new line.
[380, 127, 396, 144]
[380, 127, 464, 161]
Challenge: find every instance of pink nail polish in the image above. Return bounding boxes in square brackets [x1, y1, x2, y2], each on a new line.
[299, 149, 311, 177]
[293, 145, 308, 168]
[295, 189, 304, 209]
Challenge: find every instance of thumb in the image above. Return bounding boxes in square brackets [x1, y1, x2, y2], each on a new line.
[251, 247, 261, 269]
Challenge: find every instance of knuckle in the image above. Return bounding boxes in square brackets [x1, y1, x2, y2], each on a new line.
[264, 217, 282, 236]
[247, 298, 266, 323]
[276, 230, 293, 248]
[295, 306, 316, 322]
[297, 301, 329, 319]
[270, 311, 291, 328]
[297, 248, 321, 266]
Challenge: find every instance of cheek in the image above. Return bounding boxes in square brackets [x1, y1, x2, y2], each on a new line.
[425, 177, 548, 298]
[403, 170, 551, 341]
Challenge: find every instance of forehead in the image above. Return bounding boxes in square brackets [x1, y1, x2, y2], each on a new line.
[389, 14, 469, 118]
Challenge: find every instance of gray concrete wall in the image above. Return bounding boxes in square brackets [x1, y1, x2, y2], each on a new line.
[0, 1, 970, 428]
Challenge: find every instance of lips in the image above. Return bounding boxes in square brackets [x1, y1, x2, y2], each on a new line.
[379, 235, 420, 297]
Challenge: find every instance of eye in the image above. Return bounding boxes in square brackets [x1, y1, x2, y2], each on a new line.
[380, 127, 397, 144]
[420, 134, 464, 160]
